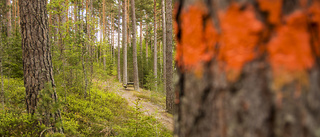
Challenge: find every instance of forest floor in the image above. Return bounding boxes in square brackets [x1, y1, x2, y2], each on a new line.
[97, 78, 174, 131]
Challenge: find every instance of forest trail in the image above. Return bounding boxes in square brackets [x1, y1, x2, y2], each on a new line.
[120, 87, 174, 131]
[98, 79, 174, 131]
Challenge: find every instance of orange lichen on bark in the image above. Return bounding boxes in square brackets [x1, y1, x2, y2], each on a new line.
[218, 4, 264, 81]
[258, 0, 282, 25]
[175, 4, 218, 71]
[267, 11, 314, 90]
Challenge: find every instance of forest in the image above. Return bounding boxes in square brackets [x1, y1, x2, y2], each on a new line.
[2, 0, 320, 137]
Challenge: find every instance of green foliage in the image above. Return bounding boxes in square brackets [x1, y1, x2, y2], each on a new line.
[0, 112, 42, 136]
[0, 78, 44, 136]
[0, 75, 172, 136]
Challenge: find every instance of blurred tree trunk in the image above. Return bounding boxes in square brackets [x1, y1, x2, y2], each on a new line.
[19, 0, 63, 132]
[175, 0, 320, 137]
[165, 0, 173, 114]
[131, 0, 139, 91]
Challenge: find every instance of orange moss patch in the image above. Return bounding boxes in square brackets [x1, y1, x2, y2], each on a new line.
[267, 11, 314, 90]
[258, 0, 282, 25]
[175, 4, 218, 71]
[218, 4, 264, 81]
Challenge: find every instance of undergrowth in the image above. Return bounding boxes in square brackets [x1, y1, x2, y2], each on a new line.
[0, 66, 172, 136]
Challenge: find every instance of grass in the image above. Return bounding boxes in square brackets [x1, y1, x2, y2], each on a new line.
[133, 88, 167, 108]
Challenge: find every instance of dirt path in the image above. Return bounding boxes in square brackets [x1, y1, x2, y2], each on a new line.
[120, 88, 173, 131]
[97, 79, 173, 131]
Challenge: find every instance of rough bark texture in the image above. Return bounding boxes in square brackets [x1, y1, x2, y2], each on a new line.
[118, 1, 122, 83]
[166, 0, 174, 114]
[19, 0, 62, 131]
[153, 0, 157, 89]
[131, 0, 139, 91]
[123, 0, 128, 85]
[175, 0, 320, 137]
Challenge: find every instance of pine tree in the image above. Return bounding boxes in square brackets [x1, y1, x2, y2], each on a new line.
[131, 0, 139, 91]
[117, 0, 122, 83]
[123, 0, 128, 85]
[165, 0, 173, 114]
[153, 0, 157, 90]
[19, 0, 62, 132]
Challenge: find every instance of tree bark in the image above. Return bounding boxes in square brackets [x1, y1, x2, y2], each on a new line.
[175, 0, 320, 136]
[118, 0, 122, 83]
[165, 0, 173, 114]
[162, 0, 166, 93]
[19, 0, 62, 132]
[153, 0, 157, 90]
[131, 0, 139, 91]
[123, 0, 128, 85]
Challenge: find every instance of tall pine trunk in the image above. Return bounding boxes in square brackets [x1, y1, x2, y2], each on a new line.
[131, 0, 139, 91]
[102, 0, 106, 70]
[117, 1, 122, 83]
[165, 0, 173, 114]
[175, 0, 320, 136]
[123, 0, 128, 85]
[162, 0, 166, 93]
[19, 0, 62, 132]
[0, 20, 4, 112]
[146, 22, 149, 65]
[140, 22, 142, 58]
[153, 0, 157, 90]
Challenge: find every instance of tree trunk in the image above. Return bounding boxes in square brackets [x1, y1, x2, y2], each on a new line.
[162, 0, 166, 93]
[175, 0, 320, 136]
[153, 0, 157, 90]
[165, 0, 173, 114]
[103, 0, 106, 70]
[140, 22, 142, 58]
[81, 0, 88, 98]
[131, 0, 139, 91]
[0, 21, 4, 112]
[146, 22, 149, 64]
[123, 0, 128, 85]
[6, 0, 12, 37]
[19, 0, 62, 132]
[118, 1, 122, 83]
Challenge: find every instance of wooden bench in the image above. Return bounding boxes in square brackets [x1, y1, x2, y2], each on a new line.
[123, 82, 134, 89]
